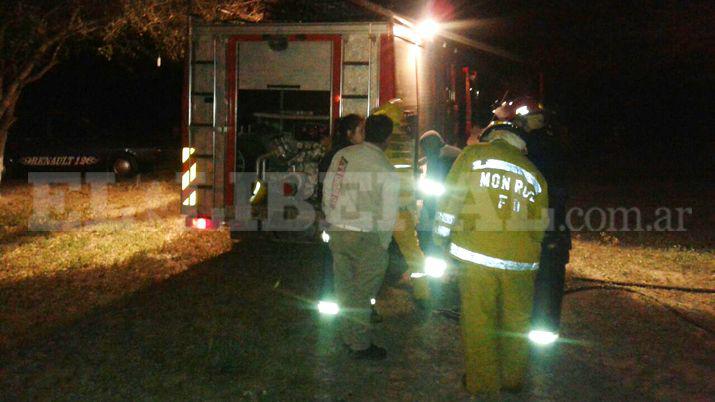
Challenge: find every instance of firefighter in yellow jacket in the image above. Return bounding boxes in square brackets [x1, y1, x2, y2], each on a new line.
[432, 121, 549, 395]
[373, 101, 430, 303]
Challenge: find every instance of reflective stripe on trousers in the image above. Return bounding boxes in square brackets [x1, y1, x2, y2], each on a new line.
[450, 243, 539, 271]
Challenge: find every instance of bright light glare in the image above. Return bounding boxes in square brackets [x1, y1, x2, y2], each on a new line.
[394, 164, 412, 169]
[418, 177, 446, 196]
[424, 256, 447, 278]
[318, 301, 340, 315]
[410, 272, 426, 278]
[528, 330, 559, 345]
[370, 298, 376, 306]
[516, 106, 530, 116]
[393, 24, 420, 44]
[193, 218, 208, 230]
[321, 230, 330, 243]
[417, 19, 440, 40]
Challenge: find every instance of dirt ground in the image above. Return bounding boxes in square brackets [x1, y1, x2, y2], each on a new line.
[0, 179, 713, 401]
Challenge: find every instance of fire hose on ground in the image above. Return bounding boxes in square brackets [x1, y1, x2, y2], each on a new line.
[437, 276, 715, 335]
[569, 275, 715, 294]
[565, 276, 715, 335]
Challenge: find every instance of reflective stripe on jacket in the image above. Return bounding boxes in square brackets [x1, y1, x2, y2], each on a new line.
[449, 243, 539, 271]
[434, 139, 549, 268]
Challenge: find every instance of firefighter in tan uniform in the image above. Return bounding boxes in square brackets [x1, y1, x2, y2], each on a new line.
[323, 115, 399, 360]
[433, 121, 549, 395]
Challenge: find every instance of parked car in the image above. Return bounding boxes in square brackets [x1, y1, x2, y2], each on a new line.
[5, 114, 168, 178]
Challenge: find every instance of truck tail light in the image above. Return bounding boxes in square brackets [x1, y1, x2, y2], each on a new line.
[193, 218, 208, 230]
[187, 216, 216, 230]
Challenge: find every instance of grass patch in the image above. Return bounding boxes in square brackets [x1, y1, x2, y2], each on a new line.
[0, 179, 231, 351]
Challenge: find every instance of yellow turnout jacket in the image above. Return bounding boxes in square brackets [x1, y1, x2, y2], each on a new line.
[434, 139, 549, 270]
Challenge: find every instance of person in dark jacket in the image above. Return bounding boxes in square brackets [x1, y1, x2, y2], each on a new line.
[318, 114, 364, 174]
[511, 99, 571, 343]
[416, 130, 461, 250]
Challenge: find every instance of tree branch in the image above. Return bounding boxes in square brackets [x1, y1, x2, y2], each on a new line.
[0, 0, 267, 144]
[0, 65, 4, 102]
[0, 89, 19, 133]
[0, 107, 17, 134]
[26, 43, 63, 84]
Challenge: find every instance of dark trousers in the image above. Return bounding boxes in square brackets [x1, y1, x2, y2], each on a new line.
[321, 243, 334, 298]
[531, 245, 568, 331]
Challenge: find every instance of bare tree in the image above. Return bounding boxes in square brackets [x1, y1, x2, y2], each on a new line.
[0, 0, 263, 182]
[0, 1, 94, 181]
[102, 0, 264, 60]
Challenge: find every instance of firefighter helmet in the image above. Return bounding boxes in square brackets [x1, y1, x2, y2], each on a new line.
[372, 98, 406, 129]
[480, 121, 527, 152]
[493, 98, 545, 120]
[511, 98, 547, 132]
[492, 101, 516, 121]
[512, 97, 544, 117]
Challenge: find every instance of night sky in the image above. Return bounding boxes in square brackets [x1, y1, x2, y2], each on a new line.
[10, 0, 714, 182]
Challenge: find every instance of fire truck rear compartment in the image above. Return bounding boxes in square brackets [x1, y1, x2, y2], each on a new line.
[236, 89, 331, 173]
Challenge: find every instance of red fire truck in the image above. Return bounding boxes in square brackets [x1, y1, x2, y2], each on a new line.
[181, 17, 479, 233]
